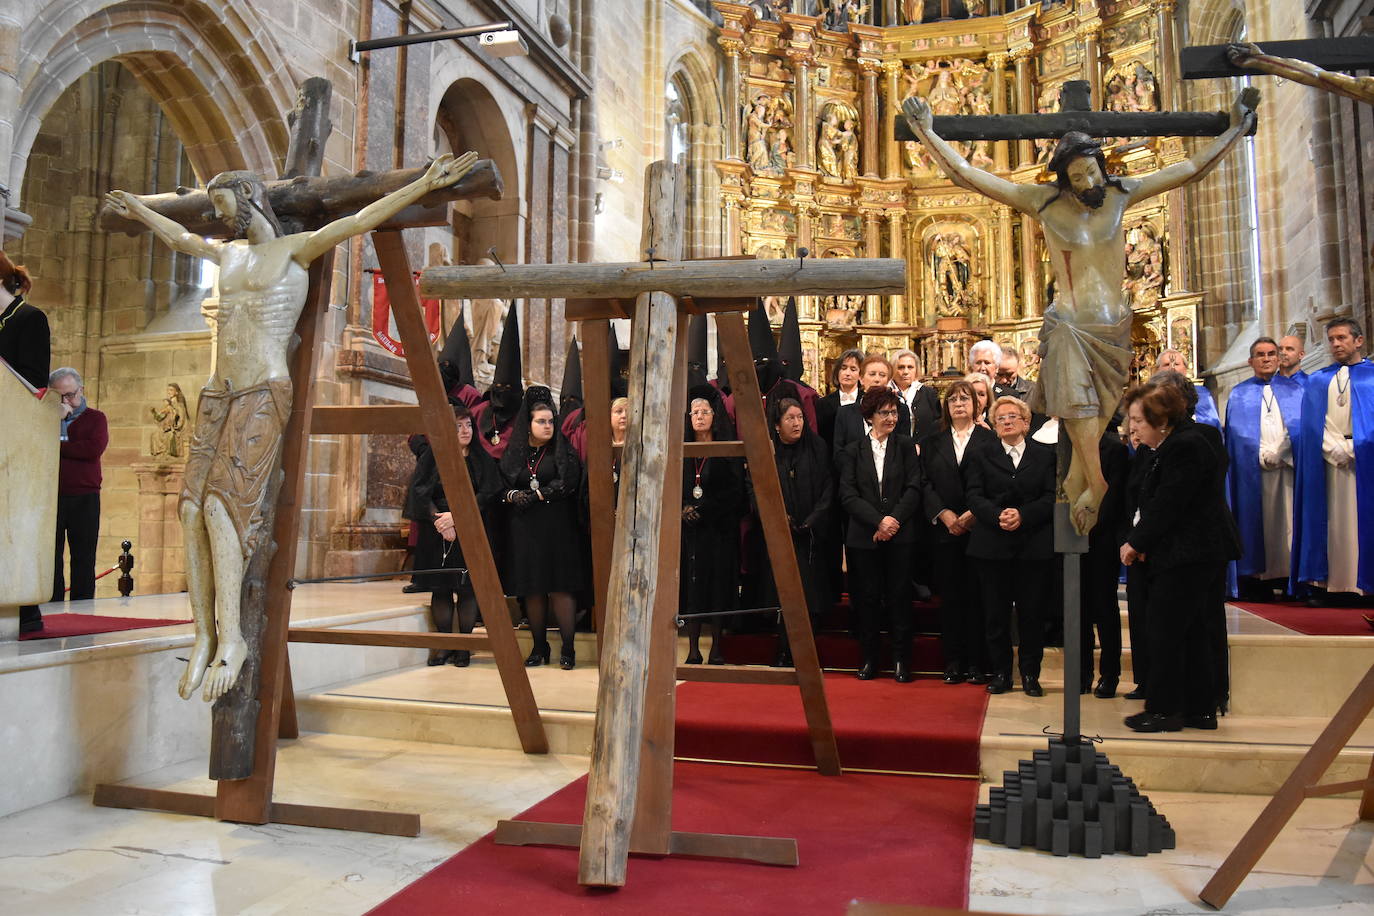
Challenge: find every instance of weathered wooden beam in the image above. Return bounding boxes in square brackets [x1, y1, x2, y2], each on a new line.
[310, 404, 423, 435]
[894, 110, 1247, 142]
[286, 628, 488, 650]
[420, 257, 906, 300]
[578, 161, 686, 888]
[1182, 37, 1374, 80]
[674, 664, 799, 685]
[98, 159, 504, 237]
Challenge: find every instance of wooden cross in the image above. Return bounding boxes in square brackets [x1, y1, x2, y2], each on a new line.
[421, 161, 905, 888]
[92, 78, 546, 837]
[1181, 37, 1374, 80]
[894, 78, 1255, 142]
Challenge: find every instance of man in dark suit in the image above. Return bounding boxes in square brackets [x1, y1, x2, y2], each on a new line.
[993, 344, 1033, 401]
[892, 348, 941, 442]
[964, 395, 1057, 696]
[837, 387, 925, 682]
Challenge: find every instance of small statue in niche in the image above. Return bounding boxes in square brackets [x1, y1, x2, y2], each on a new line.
[747, 94, 776, 173]
[771, 126, 796, 171]
[821, 0, 869, 31]
[931, 232, 972, 317]
[817, 110, 844, 179]
[1122, 221, 1165, 309]
[149, 382, 191, 459]
[839, 117, 860, 181]
[764, 58, 790, 82]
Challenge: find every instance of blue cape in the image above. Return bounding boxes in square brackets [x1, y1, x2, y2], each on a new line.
[1195, 384, 1221, 430]
[1291, 359, 1374, 593]
[1286, 369, 1308, 384]
[1224, 375, 1304, 577]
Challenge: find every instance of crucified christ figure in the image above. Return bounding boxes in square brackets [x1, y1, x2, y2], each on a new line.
[901, 90, 1257, 534]
[105, 151, 478, 701]
[1228, 41, 1374, 106]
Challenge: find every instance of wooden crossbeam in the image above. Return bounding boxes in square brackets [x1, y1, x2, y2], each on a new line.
[1182, 37, 1374, 80]
[894, 110, 1244, 142]
[287, 628, 489, 650]
[419, 257, 905, 301]
[311, 404, 422, 435]
[675, 664, 799, 685]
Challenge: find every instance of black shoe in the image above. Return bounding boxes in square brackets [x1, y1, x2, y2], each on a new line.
[525, 643, 550, 666]
[985, 675, 1011, 695]
[914, 583, 933, 601]
[856, 659, 878, 680]
[560, 647, 576, 670]
[942, 666, 965, 685]
[402, 583, 426, 594]
[1184, 713, 1218, 730]
[1094, 678, 1119, 699]
[450, 650, 471, 667]
[771, 647, 793, 668]
[1080, 681, 1093, 695]
[895, 660, 914, 683]
[1124, 686, 1147, 700]
[966, 668, 988, 685]
[1021, 676, 1044, 697]
[707, 650, 726, 666]
[18, 618, 43, 634]
[684, 648, 704, 665]
[1126, 712, 1183, 733]
[427, 651, 448, 667]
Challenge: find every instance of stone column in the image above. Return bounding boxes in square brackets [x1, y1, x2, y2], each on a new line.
[724, 200, 742, 256]
[792, 56, 815, 170]
[1012, 49, 1034, 168]
[0, 11, 20, 201]
[1154, 0, 1180, 111]
[1020, 215, 1042, 320]
[887, 209, 906, 324]
[883, 60, 903, 180]
[722, 39, 744, 159]
[860, 60, 881, 178]
[988, 53, 1009, 172]
[863, 209, 883, 322]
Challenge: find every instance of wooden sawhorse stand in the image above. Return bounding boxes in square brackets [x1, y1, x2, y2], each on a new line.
[95, 223, 547, 836]
[422, 161, 906, 885]
[1199, 661, 1374, 908]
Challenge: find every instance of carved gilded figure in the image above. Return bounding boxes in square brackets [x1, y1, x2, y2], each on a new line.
[149, 382, 191, 459]
[817, 110, 844, 179]
[1229, 41, 1374, 106]
[902, 90, 1257, 533]
[105, 151, 479, 702]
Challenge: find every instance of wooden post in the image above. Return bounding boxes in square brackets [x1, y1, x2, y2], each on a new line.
[1199, 662, 1374, 908]
[581, 320, 616, 644]
[578, 161, 687, 887]
[372, 229, 547, 755]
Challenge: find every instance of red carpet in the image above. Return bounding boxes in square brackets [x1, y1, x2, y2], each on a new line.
[368, 762, 977, 915]
[721, 632, 947, 671]
[19, 613, 190, 640]
[676, 673, 988, 776]
[1233, 600, 1374, 637]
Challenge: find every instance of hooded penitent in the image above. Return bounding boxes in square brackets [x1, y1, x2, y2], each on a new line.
[560, 336, 583, 420]
[438, 304, 483, 407]
[474, 303, 523, 456]
[779, 297, 804, 384]
[749, 299, 783, 394]
[608, 323, 629, 399]
[687, 313, 709, 390]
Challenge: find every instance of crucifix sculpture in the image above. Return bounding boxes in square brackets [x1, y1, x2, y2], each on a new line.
[900, 81, 1257, 536]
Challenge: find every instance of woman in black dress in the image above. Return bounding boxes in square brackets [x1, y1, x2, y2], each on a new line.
[838, 386, 924, 681]
[681, 384, 746, 665]
[406, 403, 502, 666]
[1120, 383, 1240, 731]
[920, 379, 997, 684]
[499, 386, 587, 669]
[759, 391, 833, 666]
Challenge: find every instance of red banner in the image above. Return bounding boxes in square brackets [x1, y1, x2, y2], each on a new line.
[371, 272, 441, 356]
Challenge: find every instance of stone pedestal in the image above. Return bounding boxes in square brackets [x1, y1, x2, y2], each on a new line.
[132, 462, 186, 595]
[0, 606, 18, 642]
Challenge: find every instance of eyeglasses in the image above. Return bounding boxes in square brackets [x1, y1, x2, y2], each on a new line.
[994, 414, 1023, 424]
[873, 409, 899, 418]
[60, 390, 83, 402]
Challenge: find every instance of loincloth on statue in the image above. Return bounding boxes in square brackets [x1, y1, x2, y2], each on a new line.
[180, 378, 293, 560]
[1028, 304, 1132, 421]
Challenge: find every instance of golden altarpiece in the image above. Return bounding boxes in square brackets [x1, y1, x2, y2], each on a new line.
[713, 1, 1203, 389]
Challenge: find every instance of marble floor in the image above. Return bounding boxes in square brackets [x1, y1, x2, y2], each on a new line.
[0, 730, 1370, 915]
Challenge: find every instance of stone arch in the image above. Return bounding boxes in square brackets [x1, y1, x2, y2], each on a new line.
[9, 0, 296, 204]
[432, 77, 523, 267]
[665, 47, 724, 257]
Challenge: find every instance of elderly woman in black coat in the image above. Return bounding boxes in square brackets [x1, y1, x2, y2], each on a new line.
[838, 386, 924, 682]
[499, 386, 587, 669]
[681, 384, 747, 665]
[1120, 383, 1241, 732]
[406, 403, 502, 666]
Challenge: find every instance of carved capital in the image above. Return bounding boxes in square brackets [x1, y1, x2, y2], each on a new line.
[858, 58, 882, 76]
[1152, 0, 1177, 15]
[720, 38, 746, 57]
[1009, 46, 1034, 65]
[987, 52, 1009, 73]
[785, 48, 814, 68]
[882, 59, 904, 77]
[1077, 23, 1103, 43]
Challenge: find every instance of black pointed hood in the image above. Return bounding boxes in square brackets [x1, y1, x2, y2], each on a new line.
[608, 323, 628, 399]
[484, 304, 523, 428]
[749, 300, 783, 393]
[438, 304, 476, 392]
[687, 314, 709, 389]
[560, 336, 583, 417]
[779, 297, 803, 383]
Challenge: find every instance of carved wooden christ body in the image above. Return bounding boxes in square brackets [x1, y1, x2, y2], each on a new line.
[104, 153, 479, 707]
[900, 89, 1258, 534]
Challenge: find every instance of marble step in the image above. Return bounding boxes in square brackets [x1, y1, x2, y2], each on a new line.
[980, 688, 1374, 796]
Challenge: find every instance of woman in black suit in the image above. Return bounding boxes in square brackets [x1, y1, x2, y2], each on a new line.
[1120, 383, 1240, 732]
[838, 386, 924, 682]
[0, 251, 48, 390]
[920, 380, 997, 685]
[406, 403, 502, 666]
[964, 395, 1056, 696]
[816, 348, 864, 451]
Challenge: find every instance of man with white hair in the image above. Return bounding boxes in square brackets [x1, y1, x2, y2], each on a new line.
[47, 367, 109, 606]
[994, 343, 1032, 401]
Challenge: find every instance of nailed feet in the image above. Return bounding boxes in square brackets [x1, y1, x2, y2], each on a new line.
[202, 636, 248, 702]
